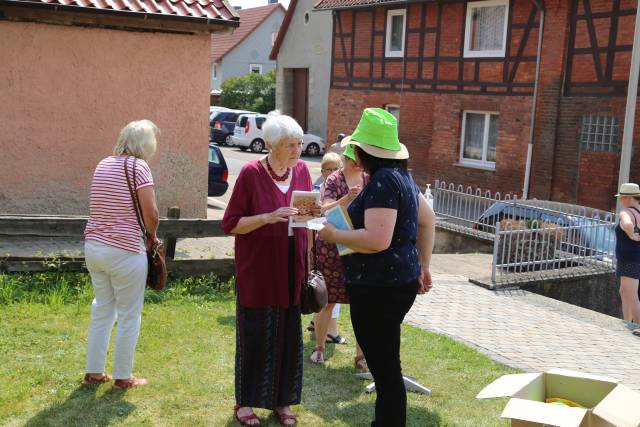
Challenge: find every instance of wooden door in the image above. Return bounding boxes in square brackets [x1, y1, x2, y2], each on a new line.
[292, 68, 309, 132]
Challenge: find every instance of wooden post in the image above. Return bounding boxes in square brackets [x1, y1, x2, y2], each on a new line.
[164, 206, 180, 260]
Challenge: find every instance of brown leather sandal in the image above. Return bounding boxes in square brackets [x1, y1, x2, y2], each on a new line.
[274, 408, 297, 426]
[82, 373, 112, 385]
[354, 355, 369, 373]
[113, 377, 148, 389]
[234, 405, 261, 426]
[309, 346, 325, 364]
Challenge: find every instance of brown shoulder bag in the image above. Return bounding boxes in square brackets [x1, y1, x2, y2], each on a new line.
[124, 156, 167, 291]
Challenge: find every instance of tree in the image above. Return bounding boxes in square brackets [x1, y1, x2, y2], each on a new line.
[219, 70, 276, 114]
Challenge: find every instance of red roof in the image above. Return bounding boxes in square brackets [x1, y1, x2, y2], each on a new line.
[314, 0, 405, 10]
[269, 0, 296, 60]
[212, 3, 285, 62]
[5, 0, 239, 23]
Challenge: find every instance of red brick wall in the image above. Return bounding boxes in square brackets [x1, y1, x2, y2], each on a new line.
[328, 0, 640, 211]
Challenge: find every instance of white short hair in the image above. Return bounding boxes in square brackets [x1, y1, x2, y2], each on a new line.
[262, 111, 303, 146]
[321, 152, 343, 169]
[113, 119, 159, 161]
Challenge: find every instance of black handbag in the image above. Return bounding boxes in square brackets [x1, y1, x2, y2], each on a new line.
[124, 156, 167, 291]
[301, 231, 328, 315]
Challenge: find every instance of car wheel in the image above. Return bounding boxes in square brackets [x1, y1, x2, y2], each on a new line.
[306, 143, 320, 157]
[225, 134, 233, 146]
[251, 139, 265, 153]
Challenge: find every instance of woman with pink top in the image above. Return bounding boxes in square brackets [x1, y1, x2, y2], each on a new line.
[83, 120, 160, 389]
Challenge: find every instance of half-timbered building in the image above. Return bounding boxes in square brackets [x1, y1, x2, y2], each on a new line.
[314, 0, 640, 211]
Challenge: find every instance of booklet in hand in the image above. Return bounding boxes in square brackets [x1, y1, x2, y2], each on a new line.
[324, 205, 355, 256]
[290, 191, 321, 228]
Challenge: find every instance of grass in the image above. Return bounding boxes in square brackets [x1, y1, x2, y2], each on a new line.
[0, 272, 517, 426]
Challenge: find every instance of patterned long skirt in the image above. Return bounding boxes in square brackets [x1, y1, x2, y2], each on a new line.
[235, 238, 303, 409]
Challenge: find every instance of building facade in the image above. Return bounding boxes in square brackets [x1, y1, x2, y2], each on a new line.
[271, 0, 333, 136]
[1, 0, 237, 217]
[211, 4, 285, 92]
[316, 0, 640, 211]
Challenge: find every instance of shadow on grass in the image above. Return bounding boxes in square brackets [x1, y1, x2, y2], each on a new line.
[217, 314, 236, 327]
[25, 384, 135, 426]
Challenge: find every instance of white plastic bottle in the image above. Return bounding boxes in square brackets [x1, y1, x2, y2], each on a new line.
[424, 184, 433, 209]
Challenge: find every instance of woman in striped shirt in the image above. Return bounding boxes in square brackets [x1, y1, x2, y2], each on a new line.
[83, 120, 160, 389]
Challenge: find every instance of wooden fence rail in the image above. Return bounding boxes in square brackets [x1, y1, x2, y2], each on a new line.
[0, 212, 234, 277]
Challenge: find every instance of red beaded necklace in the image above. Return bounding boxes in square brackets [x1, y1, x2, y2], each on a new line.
[265, 156, 290, 182]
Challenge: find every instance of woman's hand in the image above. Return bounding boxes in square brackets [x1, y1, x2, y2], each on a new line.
[145, 234, 162, 252]
[318, 222, 338, 243]
[417, 267, 433, 294]
[264, 207, 298, 224]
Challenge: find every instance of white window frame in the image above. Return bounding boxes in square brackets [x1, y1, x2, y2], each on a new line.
[385, 9, 406, 58]
[459, 110, 499, 169]
[385, 104, 400, 122]
[249, 63, 263, 74]
[463, 0, 509, 58]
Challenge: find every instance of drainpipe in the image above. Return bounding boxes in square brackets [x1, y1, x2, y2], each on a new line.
[617, 0, 640, 213]
[522, 0, 545, 199]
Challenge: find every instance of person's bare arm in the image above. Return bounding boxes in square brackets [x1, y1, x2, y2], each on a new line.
[416, 194, 436, 294]
[620, 211, 640, 241]
[230, 207, 298, 235]
[320, 187, 362, 214]
[137, 186, 159, 242]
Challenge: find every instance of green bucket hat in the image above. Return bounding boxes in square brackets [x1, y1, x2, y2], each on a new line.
[343, 144, 356, 161]
[341, 108, 409, 160]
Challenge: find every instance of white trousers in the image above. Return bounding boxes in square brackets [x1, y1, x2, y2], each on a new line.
[332, 303, 341, 319]
[84, 240, 147, 379]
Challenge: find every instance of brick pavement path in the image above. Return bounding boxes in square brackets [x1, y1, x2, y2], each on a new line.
[406, 266, 640, 391]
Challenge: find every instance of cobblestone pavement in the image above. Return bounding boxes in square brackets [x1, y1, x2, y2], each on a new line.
[406, 265, 640, 391]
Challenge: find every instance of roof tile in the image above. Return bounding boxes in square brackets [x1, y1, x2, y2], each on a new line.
[7, 0, 239, 21]
[314, 0, 406, 10]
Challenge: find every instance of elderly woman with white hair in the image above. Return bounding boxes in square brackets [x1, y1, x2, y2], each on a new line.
[83, 119, 160, 389]
[223, 112, 313, 426]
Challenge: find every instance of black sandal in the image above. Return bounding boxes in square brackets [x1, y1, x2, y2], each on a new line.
[326, 334, 347, 345]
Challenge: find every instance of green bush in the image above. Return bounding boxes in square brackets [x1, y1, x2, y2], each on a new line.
[219, 70, 275, 113]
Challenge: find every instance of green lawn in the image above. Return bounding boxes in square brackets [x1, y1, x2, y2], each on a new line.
[0, 273, 516, 426]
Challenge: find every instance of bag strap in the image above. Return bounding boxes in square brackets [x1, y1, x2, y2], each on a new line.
[124, 156, 147, 238]
[629, 206, 640, 229]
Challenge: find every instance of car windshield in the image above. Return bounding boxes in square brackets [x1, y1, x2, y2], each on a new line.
[209, 147, 220, 164]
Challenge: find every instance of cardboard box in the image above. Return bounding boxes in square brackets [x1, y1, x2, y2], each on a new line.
[476, 369, 640, 427]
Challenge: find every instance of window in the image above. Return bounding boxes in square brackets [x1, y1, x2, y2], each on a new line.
[304, 11, 310, 25]
[213, 64, 218, 80]
[272, 32, 278, 46]
[256, 116, 267, 130]
[249, 63, 263, 74]
[208, 146, 220, 164]
[580, 115, 620, 152]
[460, 111, 499, 169]
[385, 104, 400, 122]
[385, 9, 406, 58]
[464, 0, 509, 58]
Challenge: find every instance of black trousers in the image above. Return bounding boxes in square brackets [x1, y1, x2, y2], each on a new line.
[347, 282, 419, 427]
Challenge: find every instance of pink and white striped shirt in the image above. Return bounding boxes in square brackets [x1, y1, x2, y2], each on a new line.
[85, 156, 154, 253]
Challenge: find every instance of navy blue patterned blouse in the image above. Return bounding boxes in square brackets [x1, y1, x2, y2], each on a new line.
[343, 167, 422, 287]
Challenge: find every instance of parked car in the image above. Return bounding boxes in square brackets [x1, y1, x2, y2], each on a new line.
[474, 201, 615, 260]
[210, 110, 251, 145]
[232, 113, 326, 155]
[208, 143, 229, 197]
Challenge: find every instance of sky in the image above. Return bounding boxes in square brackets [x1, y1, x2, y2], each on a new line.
[229, 0, 291, 9]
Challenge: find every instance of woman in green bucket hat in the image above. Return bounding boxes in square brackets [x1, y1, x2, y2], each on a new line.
[319, 108, 436, 427]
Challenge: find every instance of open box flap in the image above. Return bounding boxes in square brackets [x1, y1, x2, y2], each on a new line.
[592, 384, 640, 427]
[501, 398, 588, 427]
[545, 368, 620, 384]
[477, 373, 543, 399]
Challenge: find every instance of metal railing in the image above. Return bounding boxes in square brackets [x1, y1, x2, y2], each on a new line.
[491, 218, 616, 286]
[431, 180, 616, 286]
